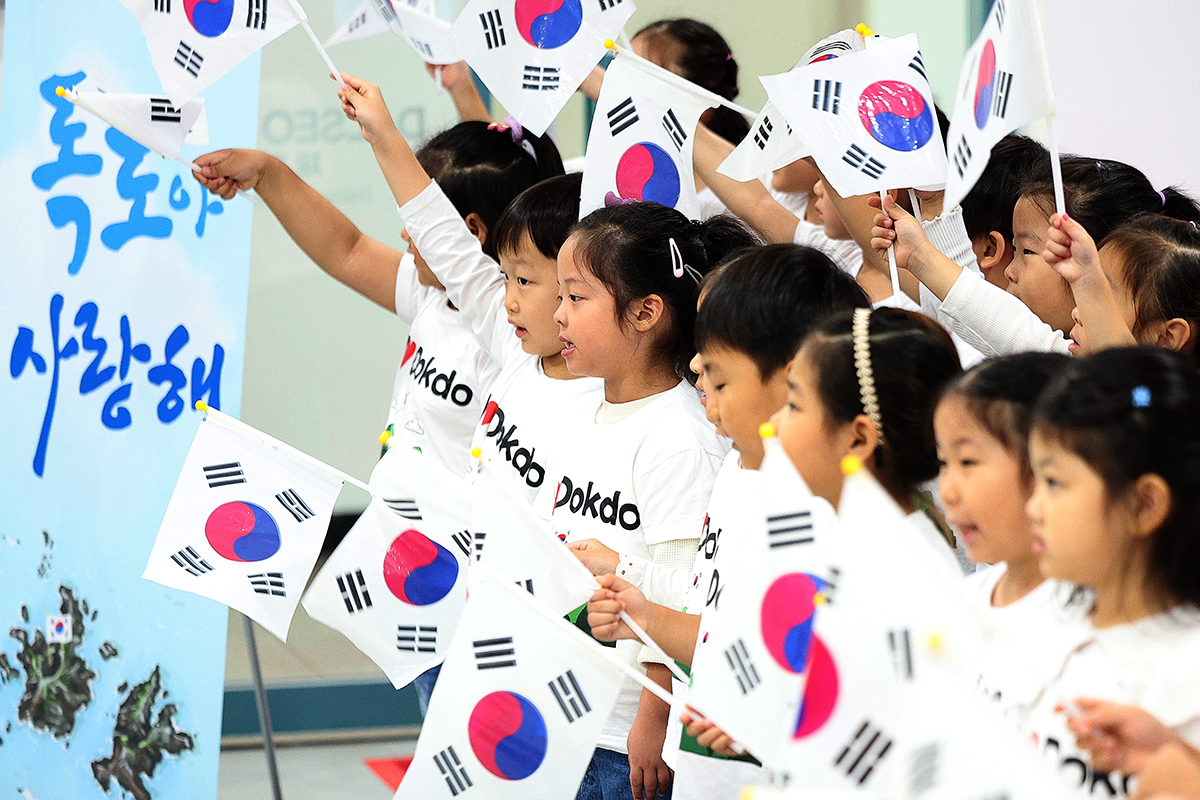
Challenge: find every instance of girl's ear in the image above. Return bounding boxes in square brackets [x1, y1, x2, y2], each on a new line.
[464, 213, 489, 248]
[1156, 318, 1192, 353]
[627, 294, 665, 333]
[1130, 473, 1172, 541]
[846, 412, 880, 463]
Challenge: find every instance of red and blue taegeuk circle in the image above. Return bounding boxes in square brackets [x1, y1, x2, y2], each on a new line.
[184, 0, 235, 37]
[857, 80, 935, 152]
[974, 40, 998, 129]
[468, 691, 548, 780]
[205, 502, 282, 562]
[792, 634, 839, 738]
[382, 530, 459, 606]
[610, 142, 681, 208]
[760, 572, 826, 673]
[514, 0, 583, 50]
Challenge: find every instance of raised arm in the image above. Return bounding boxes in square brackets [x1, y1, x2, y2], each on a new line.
[427, 61, 492, 123]
[692, 124, 800, 243]
[1044, 213, 1137, 353]
[195, 149, 402, 311]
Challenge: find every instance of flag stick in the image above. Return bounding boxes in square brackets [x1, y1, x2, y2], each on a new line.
[434, 65, 444, 93]
[242, 614, 285, 800]
[907, 188, 922, 221]
[197, 401, 371, 493]
[1027, 0, 1065, 216]
[284, 0, 343, 83]
[1045, 115, 1067, 217]
[605, 42, 756, 119]
[880, 190, 902, 298]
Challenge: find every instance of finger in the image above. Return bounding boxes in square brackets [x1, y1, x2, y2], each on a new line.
[684, 718, 711, 738]
[630, 765, 644, 800]
[193, 149, 233, 170]
[568, 541, 589, 551]
[642, 768, 658, 800]
[656, 764, 672, 796]
[882, 193, 914, 222]
[867, 195, 882, 210]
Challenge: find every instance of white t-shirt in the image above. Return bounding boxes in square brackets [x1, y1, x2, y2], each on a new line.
[540, 380, 729, 754]
[1023, 608, 1200, 798]
[786, 192, 863, 278]
[387, 253, 500, 473]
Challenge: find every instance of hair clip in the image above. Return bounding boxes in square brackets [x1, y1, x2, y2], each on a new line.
[1158, 190, 1167, 207]
[493, 115, 538, 163]
[1191, 220, 1198, 231]
[668, 237, 702, 285]
[852, 307, 885, 444]
[725, 53, 733, 61]
[1132, 385, 1152, 408]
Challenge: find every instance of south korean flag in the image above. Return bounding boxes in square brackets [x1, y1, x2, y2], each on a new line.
[580, 50, 721, 220]
[763, 34, 948, 199]
[116, 0, 300, 105]
[143, 409, 344, 641]
[325, 0, 402, 48]
[61, 89, 206, 161]
[394, 3, 462, 64]
[943, 0, 1053, 209]
[395, 565, 626, 799]
[451, 0, 636, 136]
[302, 446, 471, 688]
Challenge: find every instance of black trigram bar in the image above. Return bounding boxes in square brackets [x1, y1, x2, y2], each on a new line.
[834, 719, 893, 786]
[246, 0, 267, 30]
[909, 743, 939, 796]
[276, 489, 314, 523]
[662, 109, 688, 150]
[480, 10, 506, 50]
[723, 638, 761, 695]
[909, 52, 927, 81]
[154, 0, 170, 11]
[337, 569, 373, 613]
[843, 144, 886, 179]
[598, 0, 622, 9]
[434, 746, 473, 796]
[767, 509, 814, 548]
[992, 71, 1014, 120]
[397, 625, 437, 652]
[451, 530, 472, 558]
[473, 531, 486, 561]
[384, 497, 422, 520]
[249, 572, 286, 597]
[753, 116, 773, 150]
[952, 136, 973, 179]
[372, 0, 397, 23]
[410, 37, 434, 58]
[607, 97, 639, 137]
[473, 637, 516, 670]
[522, 65, 561, 91]
[888, 628, 914, 680]
[812, 79, 842, 114]
[994, 0, 1007, 32]
[806, 39, 854, 63]
[150, 97, 183, 123]
[171, 545, 213, 576]
[549, 670, 592, 722]
[174, 41, 203, 77]
[822, 565, 841, 604]
[203, 462, 244, 488]
[515, 578, 534, 595]
[347, 12, 368, 33]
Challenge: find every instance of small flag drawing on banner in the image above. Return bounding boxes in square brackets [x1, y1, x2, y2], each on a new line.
[767, 509, 814, 548]
[150, 97, 182, 123]
[171, 545, 213, 576]
[888, 628, 914, 681]
[384, 497, 422, 520]
[434, 745, 473, 796]
[174, 41, 203, 76]
[479, 9, 505, 49]
[607, 97, 639, 136]
[834, 719, 894, 786]
[843, 143, 887, 179]
[908, 52, 927, 81]
[549, 670, 592, 723]
[813, 79, 842, 113]
[246, 0, 268, 30]
[753, 117, 773, 149]
[724, 638, 761, 695]
[249, 572, 286, 597]
[276, 489, 314, 523]
[337, 569, 373, 613]
[952, 136, 973, 178]
[662, 109, 688, 150]
[992, 70, 1014, 119]
[473, 637, 517, 670]
[203, 462, 244, 488]
[522, 65, 560, 91]
[398, 624, 438, 653]
[47, 615, 71, 644]
[451, 530, 471, 557]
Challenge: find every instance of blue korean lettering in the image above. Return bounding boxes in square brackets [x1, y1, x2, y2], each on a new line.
[100, 128, 172, 250]
[190, 343, 224, 411]
[168, 175, 224, 238]
[102, 316, 152, 430]
[75, 302, 115, 393]
[9, 294, 81, 477]
[45, 196, 92, 276]
[148, 325, 189, 423]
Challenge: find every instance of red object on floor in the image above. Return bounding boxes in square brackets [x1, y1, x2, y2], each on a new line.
[364, 756, 413, 791]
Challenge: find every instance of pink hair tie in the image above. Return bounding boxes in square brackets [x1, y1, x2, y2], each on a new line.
[1158, 190, 1167, 207]
[725, 53, 733, 60]
[501, 115, 538, 163]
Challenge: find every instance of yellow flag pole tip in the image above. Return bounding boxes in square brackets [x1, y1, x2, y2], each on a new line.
[195, 400, 208, 412]
[377, 431, 392, 445]
[470, 447, 482, 459]
[813, 593, 828, 606]
[856, 23, 875, 36]
[840, 454, 863, 475]
[604, 38, 615, 49]
[55, 86, 68, 98]
[758, 422, 776, 439]
[927, 632, 944, 653]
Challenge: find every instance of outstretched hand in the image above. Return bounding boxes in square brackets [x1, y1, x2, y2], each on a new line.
[1044, 212, 1103, 287]
[193, 149, 272, 199]
[338, 72, 398, 145]
[868, 192, 932, 271]
[586, 574, 649, 642]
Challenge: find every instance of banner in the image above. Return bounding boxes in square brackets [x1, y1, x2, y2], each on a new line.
[0, 2, 259, 798]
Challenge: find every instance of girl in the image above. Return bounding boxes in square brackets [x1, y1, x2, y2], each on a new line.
[934, 352, 1085, 723]
[1023, 347, 1200, 796]
[546, 201, 754, 800]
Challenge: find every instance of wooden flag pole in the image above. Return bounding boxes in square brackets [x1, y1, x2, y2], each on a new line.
[284, 0, 343, 83]
[243, 614, 285, 800]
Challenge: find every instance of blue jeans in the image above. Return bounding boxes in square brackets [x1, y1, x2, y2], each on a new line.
[414, 663, 441, 717]
[576, 747, 673, 800]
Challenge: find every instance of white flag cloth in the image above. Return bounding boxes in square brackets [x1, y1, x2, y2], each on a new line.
[763, 34, 947, 199]
[64, 90, 205, 161]
[302, 446, 472, 688]
[470, 459, 596, 618]
[943, 0, 1054, 209]
[143, 411, 344, 641]
[395, 565, 626, 800]
[580, 50, 723, 220]
[451, 0, 635, 136]
[686, 437, 839, 770]
[325, 0, 399, 48]
[718, 28, 869, 182]
[116, 0, 300, 105]
[394, 3, 462, 64]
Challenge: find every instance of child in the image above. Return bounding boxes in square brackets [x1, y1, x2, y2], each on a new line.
[934, 352, 1084, 723]
[544, 200, 754, 800]
[1023, 347, 1200, 796]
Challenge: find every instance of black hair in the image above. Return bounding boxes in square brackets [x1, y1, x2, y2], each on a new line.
[1032, 346, 1200, 612]
[935, 104, 950, 152]
[491, 173, 583, 260]
[961, 134, 1048, 243]
[415, 121, 565, 258]
[633, 18, 750, 145]
[570, 204, 757, 381]
[941, 352, 1072, 478]
[1022, 156, 1200, 245]
[801, 308, 962, 503]
[695, 244, 870, 379]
